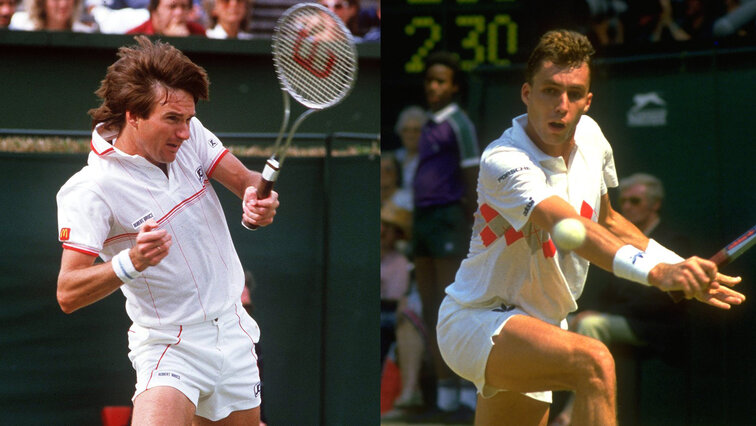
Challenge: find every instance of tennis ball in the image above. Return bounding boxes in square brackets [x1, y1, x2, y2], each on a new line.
[552, 218, 586, 251]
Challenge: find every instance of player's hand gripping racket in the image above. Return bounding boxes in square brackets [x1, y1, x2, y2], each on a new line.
[244, 3, 357, 229]
[670, 224, 756, 302]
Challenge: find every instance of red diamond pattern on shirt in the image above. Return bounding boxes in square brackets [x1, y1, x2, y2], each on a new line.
[481, 226, 497, 247]
[505, 226, 524, 245]
[542, 239, 556, 258]
[580, 201, 594, 219]
[479, 203, 523, 248]
[480, 203, 498, 222]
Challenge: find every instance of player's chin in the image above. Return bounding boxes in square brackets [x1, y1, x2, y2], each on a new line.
[160, 151, 179, 163]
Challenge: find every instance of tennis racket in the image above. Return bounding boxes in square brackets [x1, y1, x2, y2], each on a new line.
[244, 3, 358, 230]
[670, 223, 756, 302]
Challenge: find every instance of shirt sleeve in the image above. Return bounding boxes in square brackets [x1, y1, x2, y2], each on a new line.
[602, 139, 618, 193]
[190, 117, 229, 178]
[56, 172, 112, 257]
[479, 147, 556, 231]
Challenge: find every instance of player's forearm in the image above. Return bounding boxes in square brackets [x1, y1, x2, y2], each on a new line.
[213, 153, 262, 199]
[572, 219, 626, 271]
[600, 204, 649, 250]
[57, 262, 124, 314]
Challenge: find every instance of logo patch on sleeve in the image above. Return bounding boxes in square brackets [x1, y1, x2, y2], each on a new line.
[60, 228, 71, 241]
[132, 212, 155, 230]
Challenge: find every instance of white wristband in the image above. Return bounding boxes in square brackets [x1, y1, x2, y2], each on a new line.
[112, 248, 142, 283]
[612, 245, 661, 286]
[646, 239, 684, 264]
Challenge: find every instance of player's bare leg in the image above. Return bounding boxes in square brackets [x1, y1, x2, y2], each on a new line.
[484, 315, 617, 426]
[475, 390, 549, 426]
[193, 407, 260, 426]
[132, 386, 195, 425]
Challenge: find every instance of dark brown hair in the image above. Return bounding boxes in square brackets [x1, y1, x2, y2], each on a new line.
[88, 36, 209, 132]
[525, 30, 595, 85]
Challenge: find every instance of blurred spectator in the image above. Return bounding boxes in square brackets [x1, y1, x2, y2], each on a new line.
[380, 200, 413, 365]
[359, 0, 378, 41]
[319, 0, 359, 36]
[650, 0, 691, 41]
[10, 0, 97, 31]
[549, 173, 690, 426]
[677, 0, 716, 39]
[0, 0, 19, 27]
[584, 0, 627, 45]
[126, 0, 205, 36]
[203, 0, 253, 39]
[412, 51, 479, 420]
[713, 0, 756, 38]
[86, 0, 148, 33]
[392, 105, 426, 211]
[380, 153, 402, 207]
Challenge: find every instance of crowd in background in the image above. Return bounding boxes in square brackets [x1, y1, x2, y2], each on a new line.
[0, 0, 380, 41]
[546, 0, 756, 47]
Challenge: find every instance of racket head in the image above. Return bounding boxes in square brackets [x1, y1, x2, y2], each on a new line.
[271, 3, 358, 110]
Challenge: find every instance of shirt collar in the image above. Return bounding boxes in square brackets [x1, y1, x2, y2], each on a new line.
[429, 103, 459, 124]
[90, 123, 156, 169]
[512, 114, 581, 173]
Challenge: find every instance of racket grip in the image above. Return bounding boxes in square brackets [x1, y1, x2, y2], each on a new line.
[243, 158, 280, 230]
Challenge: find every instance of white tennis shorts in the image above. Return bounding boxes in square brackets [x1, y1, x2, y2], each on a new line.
[128, 302, 262, 421]
[437, 296, 565, 404]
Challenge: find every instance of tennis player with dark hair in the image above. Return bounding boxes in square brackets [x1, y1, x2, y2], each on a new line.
[436, 29, 745, 425]
[56, 36, 277, 424]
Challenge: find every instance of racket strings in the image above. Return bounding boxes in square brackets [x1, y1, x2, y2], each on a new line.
[272, 5, 357, 110]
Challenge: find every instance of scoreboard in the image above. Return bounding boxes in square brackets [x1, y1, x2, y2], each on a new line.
[382, 0, 526, 76]
[382, 0, 534, 149]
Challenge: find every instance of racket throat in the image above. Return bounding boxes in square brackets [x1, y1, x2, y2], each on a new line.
[262, 157, 281, 183]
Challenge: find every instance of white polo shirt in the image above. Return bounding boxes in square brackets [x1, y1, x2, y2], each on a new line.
[445, 114, 618, 324]
[57, 118, 245, 327]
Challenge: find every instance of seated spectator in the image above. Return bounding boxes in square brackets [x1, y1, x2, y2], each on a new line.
[126, 0, 205, 36]
[584, 0, 627, 45]
[380, 200, 412, 365]
[674, 0, 714, 39]
[86, 0, 148, 34]
[359, 0, 378, 41]
[549, 173, 690, 426]
[713, 0, 756, 38]
[319, 0, 360, 37]
[203, 0, 253, 39]
[380, 153, 402, 207]
[0, 0, 20, 28]
[10, 0, 97, 31]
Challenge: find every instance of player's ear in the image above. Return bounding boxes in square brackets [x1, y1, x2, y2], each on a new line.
[126, 111, 139, 129]
[521, 82, 531, 106]
[583, 92, 593, 113]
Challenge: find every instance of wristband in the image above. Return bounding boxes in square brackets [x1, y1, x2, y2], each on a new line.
[646, 239, 684, 264]
[112, 248, 142, 283]
[612, 245, 661, 286]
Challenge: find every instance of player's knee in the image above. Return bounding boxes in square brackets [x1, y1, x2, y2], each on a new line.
[576, 339, 615, 392]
